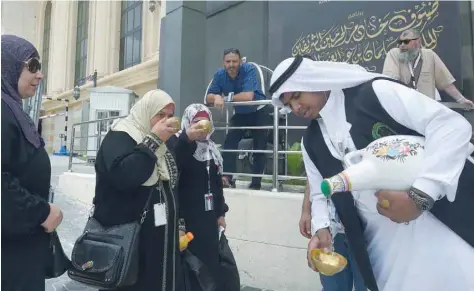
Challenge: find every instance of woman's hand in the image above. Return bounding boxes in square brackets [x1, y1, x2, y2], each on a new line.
[217, 216, 226, 229]
[151, 118, 179, 142]
[41, 203, 63, 233]
[186, 122, 207, 141]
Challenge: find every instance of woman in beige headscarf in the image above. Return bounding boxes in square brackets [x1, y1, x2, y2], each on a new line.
[91, 89, 185, 291]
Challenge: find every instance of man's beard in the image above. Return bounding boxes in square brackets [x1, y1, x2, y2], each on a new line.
[398, 48, 420, 63]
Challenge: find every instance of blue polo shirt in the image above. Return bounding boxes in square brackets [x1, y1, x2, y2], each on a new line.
[207, 63, 266, 114]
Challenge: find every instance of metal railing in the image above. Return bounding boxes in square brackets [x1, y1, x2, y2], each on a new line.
[67, 115, 127, 170]
[211, 100, 306, 192]
[66, 98, 473, 192]
[67, 101, 307, 192]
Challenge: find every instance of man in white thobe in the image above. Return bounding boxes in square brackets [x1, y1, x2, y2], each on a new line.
[268, 57, 474, 291]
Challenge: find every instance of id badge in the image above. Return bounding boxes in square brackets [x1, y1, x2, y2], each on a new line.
[154, 203, 167, 227]
[204, 193, 214, 211]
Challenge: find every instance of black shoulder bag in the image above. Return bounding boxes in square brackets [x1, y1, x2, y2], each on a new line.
[67, 188, 153, 289]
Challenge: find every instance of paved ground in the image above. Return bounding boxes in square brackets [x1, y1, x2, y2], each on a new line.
[45, 156, 274, 291]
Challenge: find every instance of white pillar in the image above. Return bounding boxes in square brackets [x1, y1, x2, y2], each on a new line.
[142, 1, 163, 62]
[48, 1, 74, 94]
[88, 0, 121, 78]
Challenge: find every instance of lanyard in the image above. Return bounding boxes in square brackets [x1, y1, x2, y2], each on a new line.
[206, 152, 211, 194]
[408, 52, 421, 89]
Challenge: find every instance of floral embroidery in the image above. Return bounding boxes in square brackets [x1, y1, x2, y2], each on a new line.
[369, 138, 424, 162]
[164, 150, 178, 189]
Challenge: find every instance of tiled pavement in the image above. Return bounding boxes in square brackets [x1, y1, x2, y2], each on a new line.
[46, 157, 273, 291]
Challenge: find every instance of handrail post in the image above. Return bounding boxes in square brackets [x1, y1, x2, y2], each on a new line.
[97, 128, 103, 154]
[225, 107, 229, 135]
[285, 114, 288, 177]
[68, 127, 75, 172]
[272, 105, 279, 192]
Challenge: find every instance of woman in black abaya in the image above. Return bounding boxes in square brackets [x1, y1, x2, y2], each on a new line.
[1, 35, 64, 291]
[167, 104, 228, 290]
[93, 89, 186, 291]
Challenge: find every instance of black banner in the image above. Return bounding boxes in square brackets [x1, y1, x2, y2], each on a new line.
[268, 1, 461, 79]
[268, 1, 463, 143]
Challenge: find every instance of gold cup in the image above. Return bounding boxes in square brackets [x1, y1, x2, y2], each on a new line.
[310, 249, 347, 276]
[168, 117, 180, 132]
[196, 119, 212, 134]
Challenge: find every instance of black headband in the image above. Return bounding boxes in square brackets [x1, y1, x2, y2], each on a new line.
[269, 55, 315, 95]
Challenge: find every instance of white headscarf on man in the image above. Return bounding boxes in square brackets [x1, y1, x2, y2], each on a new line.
[270, 58, 387, 108]
[110, 89, 175, 186]
[176, 103, 224, 174]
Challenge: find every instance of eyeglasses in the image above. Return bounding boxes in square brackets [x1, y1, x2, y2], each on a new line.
[397, 38, 419, 45]
[24, 58, 42, 73]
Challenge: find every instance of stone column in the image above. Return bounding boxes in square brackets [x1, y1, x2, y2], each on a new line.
[64, 1, 77, 91]
[48, 1, 74, 95]
[158, 1, 207, 115]
[108, 1, 122, 74]
[142, 1, 163, 62]
[88, 0, 116, 79]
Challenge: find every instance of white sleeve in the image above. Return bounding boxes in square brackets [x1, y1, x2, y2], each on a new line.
[372, 79, 473, 202]
[301, 139, 330, 234]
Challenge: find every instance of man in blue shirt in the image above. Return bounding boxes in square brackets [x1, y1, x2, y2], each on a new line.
[205, 48, 270, 190]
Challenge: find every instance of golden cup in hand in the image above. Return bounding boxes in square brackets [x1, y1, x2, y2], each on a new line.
[310, 249, 347, 276]
[168, 117, 180, 132]
[196, 119, 212, 134]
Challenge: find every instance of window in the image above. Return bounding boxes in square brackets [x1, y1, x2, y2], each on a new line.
[119, 0, 142, 70]
[75, 0, 89, 85]
[96, 110, 120, 133]
[42, 1, 52, 93]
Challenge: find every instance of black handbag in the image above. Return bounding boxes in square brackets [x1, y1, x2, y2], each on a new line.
[218, 233, 240, 291]
[182, 249, 217, 291]
[67, 189, 153, 289]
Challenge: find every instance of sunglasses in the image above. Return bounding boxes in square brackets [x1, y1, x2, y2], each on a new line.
[24, 58, 42, 74]
[397, 38, 419, 45]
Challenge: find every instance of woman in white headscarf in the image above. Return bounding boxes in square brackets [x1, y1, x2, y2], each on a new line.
[92, 89, 185, 291]
[269, 57, 474, 291]
[166, 103, 229, 290]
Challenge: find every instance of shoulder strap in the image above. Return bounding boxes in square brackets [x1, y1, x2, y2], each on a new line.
[413, 57, 423, 88]
[139, 186, 155, 224]
[90, 184, 154, 224]
[302, 119, 379, 291]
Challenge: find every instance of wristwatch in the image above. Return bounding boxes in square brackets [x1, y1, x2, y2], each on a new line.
[408, 187, 435, 211]
[225, 92, 234, 102]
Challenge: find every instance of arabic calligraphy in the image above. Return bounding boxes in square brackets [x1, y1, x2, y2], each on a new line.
[292, 1, 444, 72]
